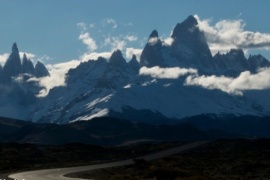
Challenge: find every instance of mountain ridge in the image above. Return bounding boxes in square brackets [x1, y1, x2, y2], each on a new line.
[0, 43, 50, 83]
[0, 15, 270, 124]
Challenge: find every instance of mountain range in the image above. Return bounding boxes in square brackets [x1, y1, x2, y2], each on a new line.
[0, 43, 49, 83]
[0, 15, 269, 125]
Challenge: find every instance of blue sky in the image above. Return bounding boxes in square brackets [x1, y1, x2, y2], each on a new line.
[1, 0, 270, 65]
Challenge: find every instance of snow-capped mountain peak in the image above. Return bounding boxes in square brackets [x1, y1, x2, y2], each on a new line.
[1, 16, 270, 124]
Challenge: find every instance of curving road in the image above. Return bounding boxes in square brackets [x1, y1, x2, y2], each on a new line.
[9, 141, 208, 180]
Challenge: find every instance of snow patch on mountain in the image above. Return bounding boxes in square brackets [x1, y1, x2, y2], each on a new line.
[1, 16, 270, 124]
[28, 15, 270, 124]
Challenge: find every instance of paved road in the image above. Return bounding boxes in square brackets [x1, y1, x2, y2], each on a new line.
[9, 141, 208, 180]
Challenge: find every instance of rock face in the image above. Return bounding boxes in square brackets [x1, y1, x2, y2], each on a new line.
[248, 54, 270, 73]
[2, 43, 22, 82]
[34, 61, 50, 78]
[109, 50, 126, 66]
[0, 43, 50, 120]
[171, 15, 214, 70]
[139, 15, 270, 75]
[26, 15, 270, 124]
[171, 16, 211, 56]
[0, 43, 50, 82]
[128, 55, 140, 73]
[214, 49, 270, 76]
[140, 30, 164, 67]
[21, 53, 35, 75]
[99, 50, 136, 89]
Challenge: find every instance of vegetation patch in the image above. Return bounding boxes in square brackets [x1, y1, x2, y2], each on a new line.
[69, 139, 270, 180]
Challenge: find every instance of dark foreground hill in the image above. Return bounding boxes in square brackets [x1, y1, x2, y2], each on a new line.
[1, 115, 270, 146]
[71, 139, 270, 180]
[0, 116, 231, 146]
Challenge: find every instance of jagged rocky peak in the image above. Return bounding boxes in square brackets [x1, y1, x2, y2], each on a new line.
[128, 54, 140, 72]
[171, 15, 198, 39]
[109, 49, 126, 65]
[170, 15, 215, 70]
[171, 15, 211, 56]
[213, 48, 251, 75]
[2, 42, 22, 81]
[35, 61, 50, 78]
[185, 15, 198, 25]
[248, 54, 270, 72]
[248, 54, 270, 65]
[147, 29, 162, 45]
[228, 49, 245, 58]
[227, 49, 248, 66]
[149, 29, 159, 38]
[96, 56, 108, 63]
[22, 53, 35, 75]
[140, 29, 164, 67]
[22, 53, 27, 60]
[129, 54, 139, 64]
[12, 42, 19, 54]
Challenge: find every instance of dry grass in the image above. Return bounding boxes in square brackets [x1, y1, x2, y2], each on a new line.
[70, 139, 270, 180]
[0, 142, 182, 179]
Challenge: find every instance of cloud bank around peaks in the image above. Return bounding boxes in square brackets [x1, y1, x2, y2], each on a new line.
[36, 50, 114, 97]
[34, 60, 81, 97]
[185, 68, 270, 95]
[139, 66, 197, 79]
[0, 52, 36, 66]
[36, 20, 141, 97]
[0, 53, 9, 65]
[125, 48, 142, 60]
[139, 66, 270, 96]
[195, 15, 270, 55]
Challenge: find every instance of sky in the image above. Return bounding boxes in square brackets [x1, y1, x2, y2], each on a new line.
[1, 0, 270, 66]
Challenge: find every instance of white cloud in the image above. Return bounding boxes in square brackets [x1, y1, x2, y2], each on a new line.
[125, 35, 138, 42]
[148, 37, 159, 44]
[139, 66, 198, 79]
[19, 52, 35, 60]
[37, 55, 52, 63]
[195, 15, 270, 54]
[125, 48, 142, 60]
[31, 50, 113, 97]
[0, 53, 9, 66]
[33, 60, 81, 97]
[164, 37, 174, 46]
[114, 40, 125, 50]
[105, 18, 117, 29]
[0, 52, 36, 66]
[80, 51, 112, 62]
[103, 36, 126, 51]
[79, 32, 98, 52]
[185, 68, 270, 95]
